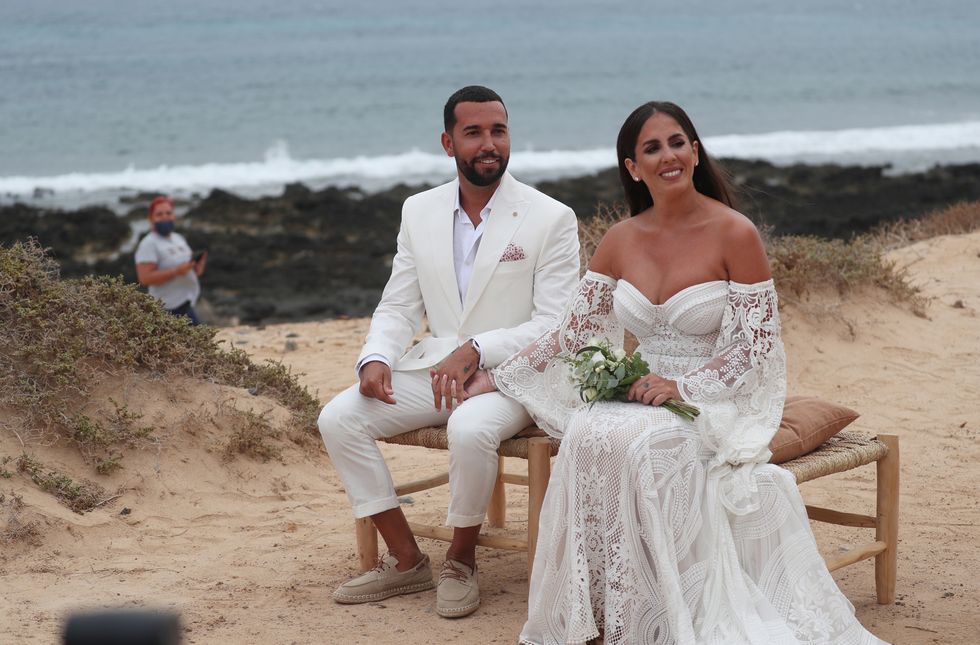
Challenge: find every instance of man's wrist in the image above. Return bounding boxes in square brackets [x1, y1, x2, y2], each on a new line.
[467, 338, 485, 369]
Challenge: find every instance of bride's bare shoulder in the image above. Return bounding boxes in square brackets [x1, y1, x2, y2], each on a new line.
[711, 206, 771, 283]
[587, 218, 635, 278]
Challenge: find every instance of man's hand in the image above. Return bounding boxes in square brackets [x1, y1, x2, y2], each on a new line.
[429, 342, 480, 411]
[359, 361, 396, 404]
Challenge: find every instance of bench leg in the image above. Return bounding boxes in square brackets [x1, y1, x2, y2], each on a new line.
[875, 434, 900, 604]
[355, 517, 379, 572]
[487, 457, 507, 529]
[527, 438, 551, 576]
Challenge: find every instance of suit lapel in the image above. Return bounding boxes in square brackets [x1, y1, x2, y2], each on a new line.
[461, 173, 528, 318]
[429, 180, 464, 319]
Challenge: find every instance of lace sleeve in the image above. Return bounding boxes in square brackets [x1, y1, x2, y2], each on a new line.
[676, 280, 787, 469]
[491, 271, 623, 437]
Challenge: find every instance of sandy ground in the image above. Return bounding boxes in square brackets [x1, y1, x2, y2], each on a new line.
[2, 232, 979, 644]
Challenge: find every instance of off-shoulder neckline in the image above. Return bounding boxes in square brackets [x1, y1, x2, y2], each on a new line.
[583, 270, 774, 306]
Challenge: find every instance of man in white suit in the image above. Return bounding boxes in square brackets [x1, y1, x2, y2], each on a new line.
[320, 86, 580, 618]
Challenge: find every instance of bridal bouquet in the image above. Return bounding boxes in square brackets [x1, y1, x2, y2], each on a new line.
[565, 338, 700, 421]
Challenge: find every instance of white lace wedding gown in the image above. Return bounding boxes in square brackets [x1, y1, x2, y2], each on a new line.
[493, 271, 887, 645]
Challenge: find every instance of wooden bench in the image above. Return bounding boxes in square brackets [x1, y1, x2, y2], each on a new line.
[354, 428, 899, 604]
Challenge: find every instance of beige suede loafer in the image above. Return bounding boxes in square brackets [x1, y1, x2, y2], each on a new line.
[436, 559, 480, 618]
[333, 553, 434, 604]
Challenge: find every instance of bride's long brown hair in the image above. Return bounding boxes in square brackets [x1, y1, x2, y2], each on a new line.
[616, 101, 738, 216]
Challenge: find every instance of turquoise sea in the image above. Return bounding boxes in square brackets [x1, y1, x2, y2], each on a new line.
[1, 0, 979, 205]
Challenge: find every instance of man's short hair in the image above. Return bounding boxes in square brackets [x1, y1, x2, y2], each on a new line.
[443, 86, 507, 133]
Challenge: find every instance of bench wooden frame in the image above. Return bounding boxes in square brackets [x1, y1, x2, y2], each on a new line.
[354, 428, 899, 604]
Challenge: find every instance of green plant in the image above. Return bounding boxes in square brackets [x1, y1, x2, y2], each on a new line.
[95, 454, 124, 476]
[64, 400, 156, 472]
[16, 453, 106, 513]
[223, 409, 282, 463]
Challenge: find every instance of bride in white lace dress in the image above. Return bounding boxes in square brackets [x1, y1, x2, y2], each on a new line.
[465, 102, 888, 644]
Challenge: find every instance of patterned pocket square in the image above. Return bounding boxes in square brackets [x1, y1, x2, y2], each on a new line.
[500, 243, 527, 262]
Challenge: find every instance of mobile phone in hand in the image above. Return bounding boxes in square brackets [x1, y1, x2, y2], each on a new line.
[192, 249, 206, 262]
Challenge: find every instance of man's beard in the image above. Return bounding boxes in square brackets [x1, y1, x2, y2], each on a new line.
[457, 154, 509, 187]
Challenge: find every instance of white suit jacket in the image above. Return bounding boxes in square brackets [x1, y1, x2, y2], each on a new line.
[357, 172, 580, 371]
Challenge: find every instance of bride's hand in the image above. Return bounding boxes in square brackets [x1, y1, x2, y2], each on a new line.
[627, 373, 680, 406]
[464, 369, 497, 397]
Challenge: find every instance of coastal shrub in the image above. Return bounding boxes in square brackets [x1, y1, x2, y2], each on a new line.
[16, 453, 107, 514]
[0, 241, 320, 468]
[67, 400, 156, 474]
[870, 200, 980, 250]
[222, 408, 283, 463]
[766, 235, 926, 314]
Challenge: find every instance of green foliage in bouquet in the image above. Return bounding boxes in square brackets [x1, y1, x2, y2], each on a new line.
[565, 338, 700, 421]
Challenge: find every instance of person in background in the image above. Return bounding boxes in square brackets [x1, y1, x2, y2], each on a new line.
[135, 196, 207, 324]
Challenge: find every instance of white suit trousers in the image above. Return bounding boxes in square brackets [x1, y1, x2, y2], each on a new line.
[318, 369, 531, 527]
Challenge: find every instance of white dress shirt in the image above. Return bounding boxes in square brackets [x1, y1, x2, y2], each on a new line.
[357, 187, 499, 374]
[452, 188, 496, 305]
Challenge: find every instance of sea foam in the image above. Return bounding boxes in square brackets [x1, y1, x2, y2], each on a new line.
[2, 121, 980, 200]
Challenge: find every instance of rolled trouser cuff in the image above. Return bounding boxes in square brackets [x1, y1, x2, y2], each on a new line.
[445, 512, 486, 528]
[352, 495, 401, 519]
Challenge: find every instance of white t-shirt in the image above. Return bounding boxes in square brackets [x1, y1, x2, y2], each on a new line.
[134, 231, 200, 310]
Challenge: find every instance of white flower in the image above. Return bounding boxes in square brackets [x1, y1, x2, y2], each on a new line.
[586, 336, 600, 347]
[613, 348, 626, 360]
[590, 352, 605, 365]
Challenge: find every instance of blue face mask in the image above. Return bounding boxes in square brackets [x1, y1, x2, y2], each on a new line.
[153, 220, 175, 236]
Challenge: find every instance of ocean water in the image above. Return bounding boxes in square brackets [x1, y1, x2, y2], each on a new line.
[1, 0, 979, 206]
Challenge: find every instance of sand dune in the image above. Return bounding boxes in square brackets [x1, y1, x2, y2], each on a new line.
[2, 232, 979, 644]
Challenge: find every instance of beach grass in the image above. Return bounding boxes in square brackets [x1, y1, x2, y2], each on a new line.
[869, 200, 980, 249]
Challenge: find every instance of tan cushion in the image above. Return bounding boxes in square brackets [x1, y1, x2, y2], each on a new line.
[769, 396, 860, 464]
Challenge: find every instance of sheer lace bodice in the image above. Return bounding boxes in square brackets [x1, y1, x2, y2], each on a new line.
[492, 272, 886, 645]
[613, 278, 728, 380]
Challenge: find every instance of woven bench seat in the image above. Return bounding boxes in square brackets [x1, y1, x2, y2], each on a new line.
[382, 426, 561, 459]
[354, 427, 899, 604]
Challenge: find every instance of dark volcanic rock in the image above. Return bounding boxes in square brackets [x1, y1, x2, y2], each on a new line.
[0, 203, 129, 267]
[3, 160, 980, 324]
[175, 183, 421, 322]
